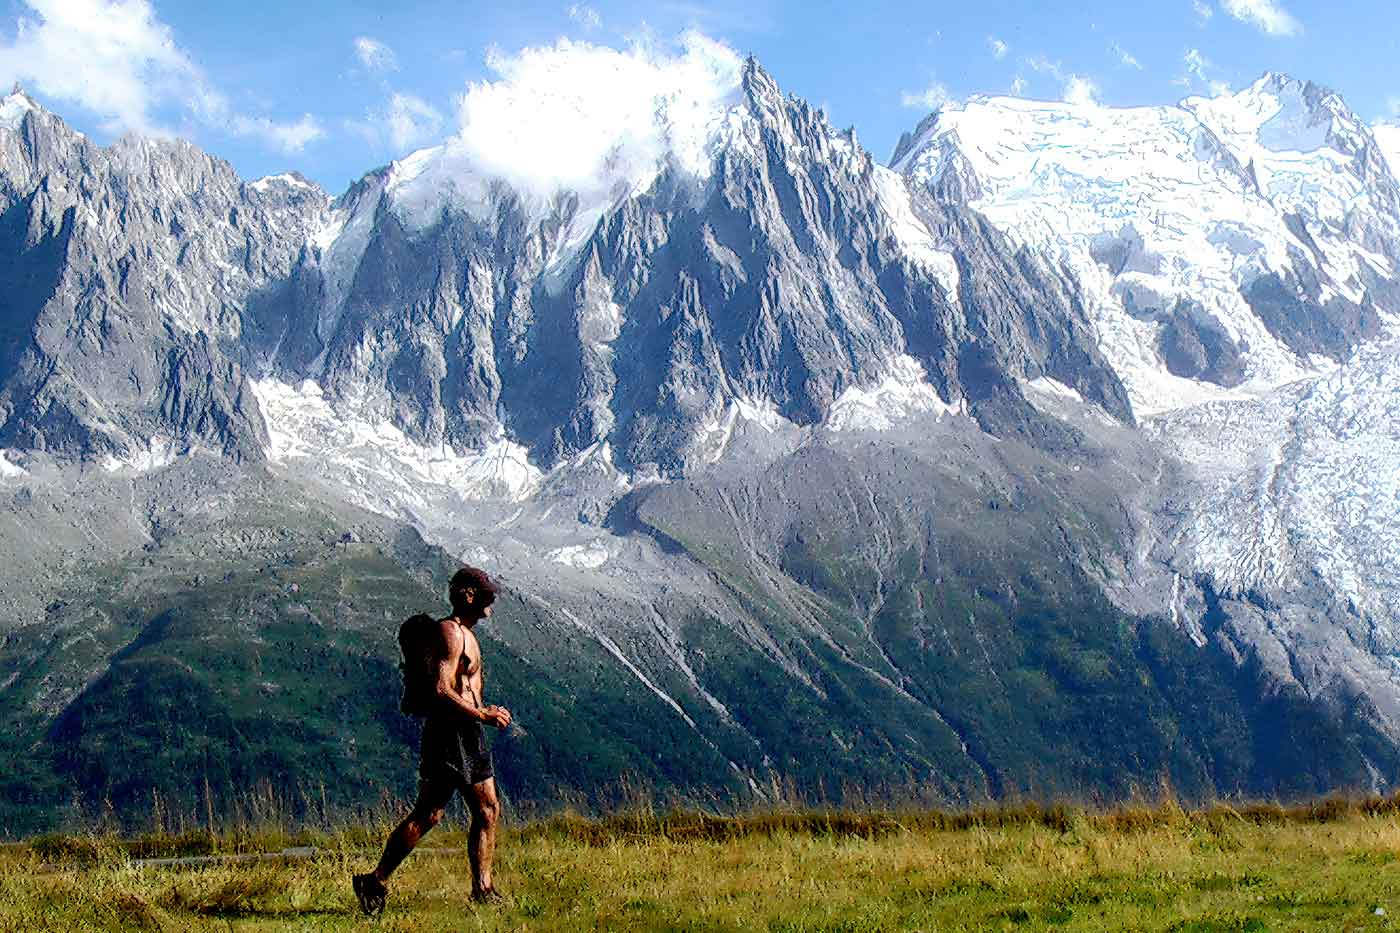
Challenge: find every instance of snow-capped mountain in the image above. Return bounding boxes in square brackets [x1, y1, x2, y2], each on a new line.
[890, 75, 1400, 745]
[894, 73, 1400, 417]
[2, 60, 1400, 830]
[241, 57, 1129, 487]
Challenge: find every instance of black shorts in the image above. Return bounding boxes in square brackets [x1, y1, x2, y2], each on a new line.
[419, 717, 494, 790]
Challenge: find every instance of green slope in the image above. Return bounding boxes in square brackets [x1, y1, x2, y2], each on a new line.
[2, 430, 1394, 836]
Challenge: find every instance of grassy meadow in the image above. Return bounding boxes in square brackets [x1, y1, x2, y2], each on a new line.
[3, 797, 1400, 931]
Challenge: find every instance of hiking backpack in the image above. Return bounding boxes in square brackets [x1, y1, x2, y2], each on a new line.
[398, 613, 439, 717]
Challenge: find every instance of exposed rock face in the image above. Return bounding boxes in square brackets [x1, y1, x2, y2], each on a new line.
[0, 96, 327, 462]
[0, 63, 1140, 474]
[245, 61, 1129, 476]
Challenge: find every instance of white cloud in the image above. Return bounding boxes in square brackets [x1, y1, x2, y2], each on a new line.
[988, 36, 1008, 60]
[0, 0, 323, 152]
[1023, 55, 1065, 81]
[1193, 0, 1214, 23]
[568, 4, 602, 30]
[1062, 75, 1100, 107]
[1010, 75, 1028, 95]
[347, 38, 443, 154]
[1221, 0, 1302, 36]
[0, 0, 196, 134]
[900, 81, 952, 110]
[1020, 55, 1099, 105]
[435, 32, 745, 205]
[354, 36, 398, 73]
[228, 114, 325, 153]
[386, 93, 443, 150]
[1174, 47, 1231, 96]
[1110, 41, 1143, 70]
[1178, 47, 1210, 85]
[346, 93, 443, 154]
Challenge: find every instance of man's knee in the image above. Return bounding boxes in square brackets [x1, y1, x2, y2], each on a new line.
[409, 780, 454, 831]
[471, 794, 500, 828]
[412, 805, 446, 831]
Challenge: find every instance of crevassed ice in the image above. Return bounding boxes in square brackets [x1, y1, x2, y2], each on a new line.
[250, 377, 542, 502]
[895, 78, 1392, 418]
[1152, 338, 1400, 622]
[1125, 368, 1262, 419]
[826, 355, 962, 432]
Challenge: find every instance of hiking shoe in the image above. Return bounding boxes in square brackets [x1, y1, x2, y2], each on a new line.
[353, 872, 388, 916]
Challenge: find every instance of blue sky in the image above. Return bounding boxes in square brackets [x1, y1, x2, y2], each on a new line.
[0, 0, 1395, 194]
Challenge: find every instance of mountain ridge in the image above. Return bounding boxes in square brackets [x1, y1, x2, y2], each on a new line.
[1, 62, 1398, 832]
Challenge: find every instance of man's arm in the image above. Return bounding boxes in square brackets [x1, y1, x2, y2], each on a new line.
[431, 621, 509, 727]
[472, 632, 513, 729]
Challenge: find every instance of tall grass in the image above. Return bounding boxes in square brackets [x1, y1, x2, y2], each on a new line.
[6, 793, 1400, 930]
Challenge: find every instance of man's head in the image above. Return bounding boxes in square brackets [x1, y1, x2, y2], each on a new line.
[449, 565, 498, 623]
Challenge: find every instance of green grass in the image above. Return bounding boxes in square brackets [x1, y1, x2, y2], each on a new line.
[4, 799, 1400, 931]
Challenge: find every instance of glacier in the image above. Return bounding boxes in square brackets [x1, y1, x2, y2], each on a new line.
[1151, 337, 1400, 628]
[894, 74, 1400, 418]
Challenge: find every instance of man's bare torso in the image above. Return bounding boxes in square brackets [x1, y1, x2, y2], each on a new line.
[446, 617, 485, 711]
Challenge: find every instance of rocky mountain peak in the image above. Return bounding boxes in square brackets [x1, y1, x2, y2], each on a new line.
[889, 108, 942, 170]
[740, 56, 782, 111]
[0, 92, 332, 463]
[214, 55, 1130, 486]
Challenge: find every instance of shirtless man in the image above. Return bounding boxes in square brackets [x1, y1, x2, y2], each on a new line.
[354, 566, 513, 914]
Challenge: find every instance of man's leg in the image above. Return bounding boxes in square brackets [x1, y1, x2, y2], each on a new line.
[465, 777, 501, 898]
[354, 779, 456, 915]
[374, 779, 456, 882]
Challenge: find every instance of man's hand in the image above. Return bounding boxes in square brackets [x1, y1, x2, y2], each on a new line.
[481, 705, 512, 729]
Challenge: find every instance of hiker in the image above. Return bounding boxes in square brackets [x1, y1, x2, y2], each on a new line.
[354, 566, 513, 914]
